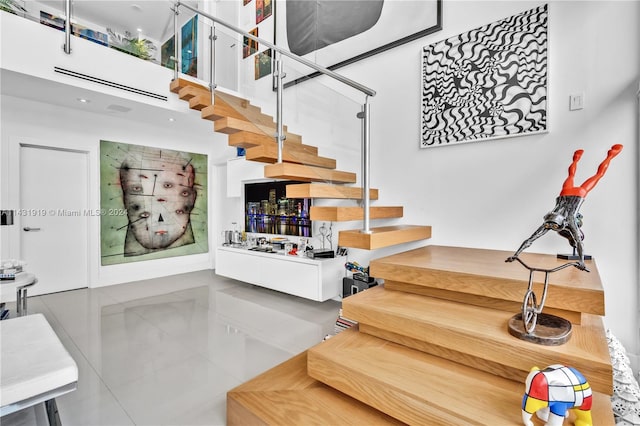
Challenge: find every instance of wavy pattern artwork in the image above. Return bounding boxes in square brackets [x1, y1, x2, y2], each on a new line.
[421, 5, 547, 148]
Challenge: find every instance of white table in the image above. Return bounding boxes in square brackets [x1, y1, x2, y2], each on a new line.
[0, 272, 37, 316]
[0, 314, 78, 425]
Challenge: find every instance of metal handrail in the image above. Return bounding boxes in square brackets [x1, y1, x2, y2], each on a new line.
[174, 1, 376, 234]
[175, 1, 376, 98]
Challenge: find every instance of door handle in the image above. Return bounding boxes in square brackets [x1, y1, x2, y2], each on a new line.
[23, 227, 41, 232]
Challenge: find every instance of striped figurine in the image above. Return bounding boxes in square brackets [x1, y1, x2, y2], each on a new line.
[522, 364, 593, 426]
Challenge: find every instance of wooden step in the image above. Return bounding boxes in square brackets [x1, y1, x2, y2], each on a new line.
[228, 132, 306, 149]
[245, 144, 336, 169]
[216, 90, 263, 116]
[338, 225, 431, 250]
[169, 77, 208, 93]
[307, 329, 615, 425]
[227, 351, 402, 425]
[215, 117, 301, 142]
[310, 206, 403, 221]
[178, 85, 210, 101]
[264, 163, 356, 183]
[286, 183, 378, 200]
[369, 246, 605, 318]
[188, 93, 212, 110]
[342, 286, 613, 394]
[206, 97, 289, 131]
[201, 103, 248, 122]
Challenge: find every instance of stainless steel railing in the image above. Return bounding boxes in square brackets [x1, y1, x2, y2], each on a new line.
[172, 2, 377, 235]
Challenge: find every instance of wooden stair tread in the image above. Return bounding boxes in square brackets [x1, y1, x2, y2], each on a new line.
[338, 225, 431, 250]
[310, 206, 403, 221]
[228, 132, 306, 149]
[307, 329, 615, 425]
[201, 102, 248, 122]
[342, 286, 613, 394]
[203, 99, 288, 131]
[246, 144, 337, 169]
[189, 93, 212, 110]
[215, 117, 302, 142]
[169, 77, 208, 93]
[384, 280, 583, 325]
[286, 183, 378, 200]
[215, 90, 263, 116]
[264, 163, 356, 183]
[178, 85, 210, 100]
[369, 245, 605, 316]
[227, 351, 402, 425]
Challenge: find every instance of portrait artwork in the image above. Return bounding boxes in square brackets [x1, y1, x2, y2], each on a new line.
[100, 141, 208, 265]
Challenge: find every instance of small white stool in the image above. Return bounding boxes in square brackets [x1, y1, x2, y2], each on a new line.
[0, 314, 78, 425]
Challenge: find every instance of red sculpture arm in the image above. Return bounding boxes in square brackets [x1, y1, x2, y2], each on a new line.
[560, 144, 623, 197]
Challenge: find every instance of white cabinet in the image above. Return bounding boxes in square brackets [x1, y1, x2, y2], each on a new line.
[215, 247, 344, 301]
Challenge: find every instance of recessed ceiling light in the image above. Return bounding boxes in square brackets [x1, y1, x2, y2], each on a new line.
[137, 28, 143, 33]
[77, 98, 90, 103]
[168, 118, 175, 122]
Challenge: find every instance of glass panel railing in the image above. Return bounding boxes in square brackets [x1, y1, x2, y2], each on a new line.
[172, 3, 376, 243]
[190, 16, 241, 93]
[1, 1, 193, 68]
[224, 47, 368, 249]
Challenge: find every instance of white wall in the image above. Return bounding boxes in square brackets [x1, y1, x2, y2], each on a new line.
[0, 94, 221, 287]
[213, 1, 639, 370]
[322, 1, 638, 369]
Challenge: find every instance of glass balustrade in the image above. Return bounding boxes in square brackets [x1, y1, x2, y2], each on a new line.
[2, 1, 189, 67]
[173, 2, 374, 236]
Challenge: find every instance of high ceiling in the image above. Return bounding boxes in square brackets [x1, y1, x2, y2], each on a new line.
[37, 0, 198, 42]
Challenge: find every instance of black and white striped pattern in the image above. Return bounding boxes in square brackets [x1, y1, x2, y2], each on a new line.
[421, 5, 548, 148]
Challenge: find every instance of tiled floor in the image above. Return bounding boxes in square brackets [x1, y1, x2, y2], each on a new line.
[1, 270, 341, 425]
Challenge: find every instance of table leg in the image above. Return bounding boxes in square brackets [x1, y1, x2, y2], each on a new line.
[44, 399, 61, 426]
[16, 288, 22, 317]
[16, 287, 28, 317]
[21, 288, 27, 316]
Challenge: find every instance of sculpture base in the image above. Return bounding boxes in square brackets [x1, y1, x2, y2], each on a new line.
[508, 313, 572, 346]
[557, 253, 592, 260]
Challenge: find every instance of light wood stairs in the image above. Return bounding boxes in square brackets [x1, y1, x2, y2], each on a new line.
[169, 78, 430, 249]
[227, 246, 615, 425]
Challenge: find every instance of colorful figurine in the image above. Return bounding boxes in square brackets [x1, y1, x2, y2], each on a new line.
[507, 144, 623, 271]
[522, 365, 593, 426]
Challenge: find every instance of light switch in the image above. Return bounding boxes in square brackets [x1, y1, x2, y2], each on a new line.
[569, 93, 584, 111]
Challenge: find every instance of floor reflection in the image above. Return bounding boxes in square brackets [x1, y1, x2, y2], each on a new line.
[2, 270, 340, 426]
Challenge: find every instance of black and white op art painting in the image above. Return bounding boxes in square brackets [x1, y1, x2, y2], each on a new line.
[421, 5, 547, 148]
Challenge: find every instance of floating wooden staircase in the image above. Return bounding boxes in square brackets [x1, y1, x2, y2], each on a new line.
[227, 246, 615, 425]
[169, 77, 431, 249]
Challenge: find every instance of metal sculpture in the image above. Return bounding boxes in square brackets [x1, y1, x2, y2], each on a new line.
[506, 145, 623, 344]
[507, 144, 623, 271]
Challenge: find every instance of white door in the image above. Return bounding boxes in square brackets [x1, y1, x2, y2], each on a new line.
[20, 145, 88, 295]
